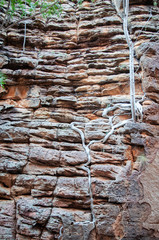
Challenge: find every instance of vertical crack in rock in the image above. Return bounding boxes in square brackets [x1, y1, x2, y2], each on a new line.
[56, 150, 64, 240]
[39, 174, 59, 240]
[13, 196, 17, 239]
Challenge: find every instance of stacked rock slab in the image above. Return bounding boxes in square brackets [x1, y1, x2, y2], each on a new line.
[0, 0, 159, 239]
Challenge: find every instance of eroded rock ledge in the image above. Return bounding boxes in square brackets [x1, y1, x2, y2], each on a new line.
[0, 0, 159, 239]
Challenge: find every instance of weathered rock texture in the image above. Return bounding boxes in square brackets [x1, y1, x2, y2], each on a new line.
[0, 0, 159, 239]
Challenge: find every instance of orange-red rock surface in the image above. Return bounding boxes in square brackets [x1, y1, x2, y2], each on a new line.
[0, 0, 159, 239]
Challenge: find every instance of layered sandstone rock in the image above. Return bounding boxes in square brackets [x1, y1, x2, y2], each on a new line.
[0, 0, 159, 239]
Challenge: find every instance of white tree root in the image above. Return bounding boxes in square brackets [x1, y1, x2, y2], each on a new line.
[58, 224, 63, 240]
[123, 0, 136, 122]
[67, 95, 145, 239]
[57, 0, 147, 237]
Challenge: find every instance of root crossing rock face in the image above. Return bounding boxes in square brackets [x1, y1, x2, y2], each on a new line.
[0, 0, 159, 239]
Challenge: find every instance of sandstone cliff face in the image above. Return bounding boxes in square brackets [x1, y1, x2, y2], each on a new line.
[0, 0, 159, 239]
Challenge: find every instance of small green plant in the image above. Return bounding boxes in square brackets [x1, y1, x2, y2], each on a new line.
[0, 71, 6, 89]
[136, 154, 148, 171]
[136, 154, 147, 163]
[77, 0, 83, 5]
[119, 64, 128, 70]
[0, 0, 63, 31]
[153, 0, 157, 7]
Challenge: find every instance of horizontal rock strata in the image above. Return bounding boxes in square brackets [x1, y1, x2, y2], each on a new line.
[0, 0, 159, 239]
